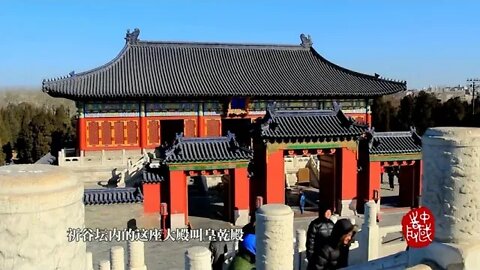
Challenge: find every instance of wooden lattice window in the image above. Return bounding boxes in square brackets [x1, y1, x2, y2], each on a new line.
[88, 121, 100, 146]
[102, 121, 112, 145]
[148, 121, 160, 145]
[114, 122, 124, 145]
[184, 120, 196, 137]
[127, 121, 138, 145]
[206, 119, 220, 137]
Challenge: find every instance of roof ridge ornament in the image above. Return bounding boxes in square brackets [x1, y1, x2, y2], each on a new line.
[125, 28, 140, 44]
[226, 130, 236, 142]
[300, 34, 313, 48]
[174, 132, 184, 144]
[333, 100, 342, 113]
[267, 102, 277, 113]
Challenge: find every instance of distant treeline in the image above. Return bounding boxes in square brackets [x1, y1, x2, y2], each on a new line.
[372, 90, 480, 135]
[0, 103, 76, 165]
[0, 88, 76, 112]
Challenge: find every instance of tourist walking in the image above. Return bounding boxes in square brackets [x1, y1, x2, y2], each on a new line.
[229, 233, 256, 270]
[313, 218, 357, 270]
[306, 203, 335, 270]
[299, 190, 306, 214]
[387, 167, 395, 190]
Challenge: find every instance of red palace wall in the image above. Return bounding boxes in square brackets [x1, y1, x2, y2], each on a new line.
[81, 115, 261, 151]
[79, 110, 371, 151]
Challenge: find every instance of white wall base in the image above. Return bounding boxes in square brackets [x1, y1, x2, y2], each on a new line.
[234, 209, 249, 226]
[170, 213, 186, 230]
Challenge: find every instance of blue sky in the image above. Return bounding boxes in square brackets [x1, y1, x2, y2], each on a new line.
[0, 0, 479, 89]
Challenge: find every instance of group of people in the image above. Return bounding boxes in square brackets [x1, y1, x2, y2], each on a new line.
[209, 203, 356, 270]
[306, 204, 357, 270]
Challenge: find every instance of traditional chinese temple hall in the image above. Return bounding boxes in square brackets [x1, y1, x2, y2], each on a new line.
[43, 29, 421, 228]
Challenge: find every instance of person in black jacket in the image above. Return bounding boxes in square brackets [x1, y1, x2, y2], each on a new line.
[306, 203, 335, 270]
[315, 218, 357, 270]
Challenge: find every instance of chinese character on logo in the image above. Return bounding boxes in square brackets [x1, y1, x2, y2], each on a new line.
[401, 206, 435, 248]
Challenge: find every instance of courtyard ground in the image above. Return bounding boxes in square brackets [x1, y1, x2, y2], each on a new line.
[85, 194, 406, 269]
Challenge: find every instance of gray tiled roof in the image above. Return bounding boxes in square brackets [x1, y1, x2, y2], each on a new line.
[83, 187, 143, 205]
[258, 107, 367, 140]
[142, 170, 164, 183]
[369, 131, 422, 155]
[158, 133, 253, 163]
[42, 31, 406, 99]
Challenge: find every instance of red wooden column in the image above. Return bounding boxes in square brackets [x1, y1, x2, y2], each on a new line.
[139, 103, 147, 151]
[369, 161, 382, 200]
[78, 114, 87, 154]
[233, 167, 250, 226]
[143, 182, 161, 213]
[168, 170, 188, 229]
[340, 147, 357, 214]
[265, 149, 285, 204]
[198, 103, 206, 137]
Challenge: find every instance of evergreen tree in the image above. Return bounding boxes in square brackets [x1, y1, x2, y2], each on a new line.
[397, 95, 414, 130]
[412, 91, 441, 135]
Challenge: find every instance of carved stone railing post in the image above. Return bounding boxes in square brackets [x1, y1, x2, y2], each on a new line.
[408, 127, 480, 269]
[101, 150, 106, 164]
[0, 165, 86, 269]
[111, 246, 125, 270]
[294, 229, 307, 270]
[99, 260, 111, 270]
[256, 204, 294, 270]
[86, 252, 94, 270]
[184, 246, 212, 270]
[127, 241, 147, 270]
[364, 201, 379, 261]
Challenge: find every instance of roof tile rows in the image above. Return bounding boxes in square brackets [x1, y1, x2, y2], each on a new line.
[259, 107, 367, 140]
[142, 170, 164, 183]
[158, 134, 253, 163]
[42, 31, 405, 99]
[83, 187, 143, 205]
[369, 131, 422, 155]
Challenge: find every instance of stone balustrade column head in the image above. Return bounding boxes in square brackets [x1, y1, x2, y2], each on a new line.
[294, 229, 307, 270]
[86, 252, 94, 270]
[0, 165, 86, 270]
[184, 246, 212, 270]
[422, 127, 480, 244]
[111, 246, 125, 270]
[127, 241, 147, 270]
[256, 204, 294, 270]
[99, 260, 111, 270]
